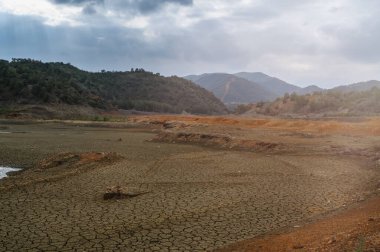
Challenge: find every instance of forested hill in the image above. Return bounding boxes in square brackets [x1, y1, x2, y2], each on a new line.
[0, 59, 227, 115]
[236, 88, 380, 116]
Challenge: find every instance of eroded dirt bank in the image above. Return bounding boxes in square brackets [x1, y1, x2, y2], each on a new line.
[130, 115, 380, 136]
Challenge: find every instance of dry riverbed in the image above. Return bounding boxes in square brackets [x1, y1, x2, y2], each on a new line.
[0, 116, 379, 251]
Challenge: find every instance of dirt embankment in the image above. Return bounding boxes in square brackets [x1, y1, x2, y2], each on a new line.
[150, 131, 282, 152]
[139, 116, 380, 163]
[130, 115, 380, 136]
[0, 152, 122, 190]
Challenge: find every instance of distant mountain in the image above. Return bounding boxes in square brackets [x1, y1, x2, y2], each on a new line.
[331, 80, 380, 93]
[183, 74, 203, 83]
[184, 73, 277, 104]
[234, 72, 302, 96]
[185, 72, 324, 104]
[0, 59, 227, 115]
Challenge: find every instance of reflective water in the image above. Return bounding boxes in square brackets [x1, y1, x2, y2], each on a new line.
[0, 167, 21, 179]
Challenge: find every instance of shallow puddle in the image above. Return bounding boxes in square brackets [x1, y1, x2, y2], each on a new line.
[0, 167, 21, 179]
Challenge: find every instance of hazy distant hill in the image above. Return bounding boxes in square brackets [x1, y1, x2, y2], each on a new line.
[234, 72, 303, 96]
[0, 59, 227, 115]
[185, 72, 324, 104]
[331, 80, 380, 93]
[183, 74, 203, 83]
[184, 73, 277, 104]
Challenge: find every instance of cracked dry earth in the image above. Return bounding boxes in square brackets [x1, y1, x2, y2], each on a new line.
[0, 121, 379, 251]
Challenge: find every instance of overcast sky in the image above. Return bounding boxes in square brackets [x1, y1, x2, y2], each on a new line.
[1, 0, 379, 88]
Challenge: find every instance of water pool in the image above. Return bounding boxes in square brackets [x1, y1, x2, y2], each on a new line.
[0, 167, 21, 179]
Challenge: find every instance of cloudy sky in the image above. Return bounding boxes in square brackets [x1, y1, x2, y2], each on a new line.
[1, 0, 379, 88]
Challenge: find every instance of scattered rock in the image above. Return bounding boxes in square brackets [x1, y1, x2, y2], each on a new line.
[103, 186, 149, 200]
[292, 244, 304, 249]
[327, 237, 336, 244]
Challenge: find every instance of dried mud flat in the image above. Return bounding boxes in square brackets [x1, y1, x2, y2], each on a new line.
[0, 116, 379, 251]
[217, 196, 380, 252]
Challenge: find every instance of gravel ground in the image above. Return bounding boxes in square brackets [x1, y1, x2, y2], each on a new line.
[0, 121, 379, 251]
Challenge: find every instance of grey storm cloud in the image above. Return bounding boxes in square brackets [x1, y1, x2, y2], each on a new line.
[50, 0, 193, 14]
[1, 0, 380, 87]
[325, 17, 380, 64]
[51, 0, 103, 5]
[0, 12, 174, 70]
[82, 4, 97, 15]
[51, 0, 103, 14]
[130, 0, 193, 13]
